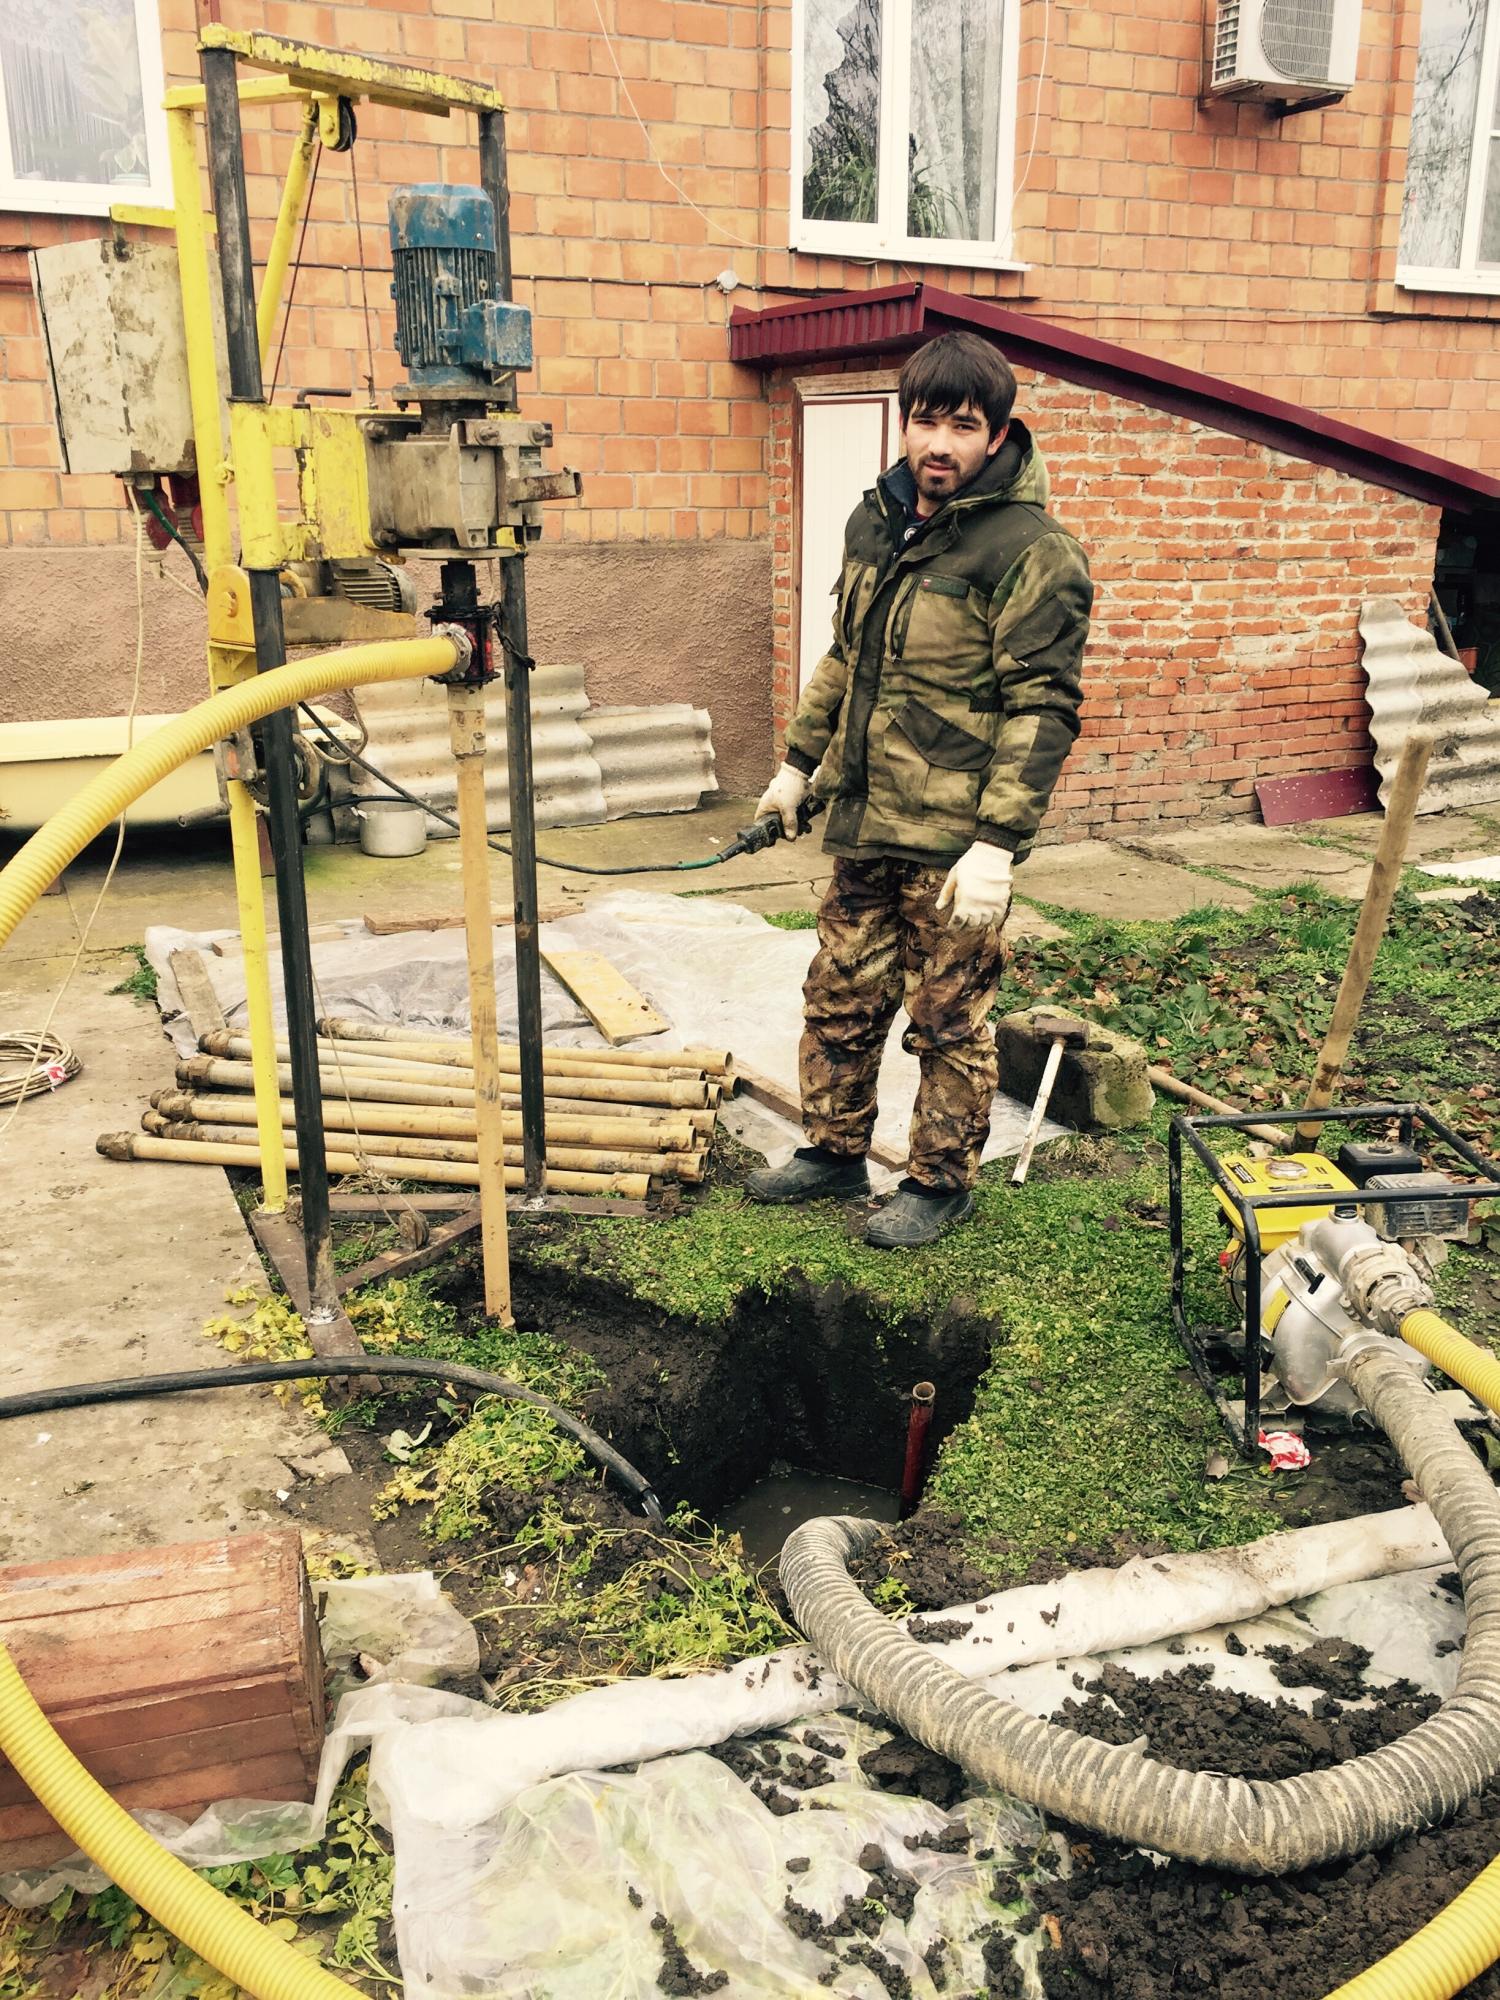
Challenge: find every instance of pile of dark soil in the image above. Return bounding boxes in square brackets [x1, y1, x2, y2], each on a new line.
[1033, 1646, 1500, 1998]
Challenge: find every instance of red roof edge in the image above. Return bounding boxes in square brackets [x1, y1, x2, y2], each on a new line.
[728, 284, 1500, 515]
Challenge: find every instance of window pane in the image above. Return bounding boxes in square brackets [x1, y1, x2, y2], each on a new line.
[1400, 0, 1486, 268]
[1481, 140, 1500, 260]
[802, 0, 882, 224]
[0, 0, 149, 190]
[907, 0, 1002, 240]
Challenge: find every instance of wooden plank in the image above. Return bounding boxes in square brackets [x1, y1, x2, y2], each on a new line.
[336, 1208, 483, 1293]
[362, 898, 582, 937]
[249, 1210, 367, 1358]
[735, 1061, 905, 1173]
[0, 1532, 323, 1869]
[540, 948, 668, 1046]
[168, 948, 226, 1042]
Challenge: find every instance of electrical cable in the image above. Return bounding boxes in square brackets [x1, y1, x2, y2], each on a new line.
[0, 1356, 664, 1524]
[296, 704, 730, 875]
[137, 487, 209, 592]
[0, 1031, 79, 1107]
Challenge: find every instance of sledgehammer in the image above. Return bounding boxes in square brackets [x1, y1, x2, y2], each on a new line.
[1011, 1012, 1089, 1186]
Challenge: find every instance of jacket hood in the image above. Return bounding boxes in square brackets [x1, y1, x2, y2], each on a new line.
[878, 415, 1051, 521]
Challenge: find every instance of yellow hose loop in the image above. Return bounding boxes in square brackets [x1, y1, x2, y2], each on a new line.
[0, 638, 458, 955]
[1322, 1309, 1500, 2000]
[1324, 1852, 1500, 1999]
[1400, 1310, 1500, 1418]
[0, 1645, 354, 2000]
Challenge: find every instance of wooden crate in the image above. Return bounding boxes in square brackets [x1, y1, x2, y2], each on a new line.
[0, 1531, 324, 1872]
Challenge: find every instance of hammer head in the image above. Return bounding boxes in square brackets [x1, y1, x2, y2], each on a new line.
[1032, 1011, 1090, 1048]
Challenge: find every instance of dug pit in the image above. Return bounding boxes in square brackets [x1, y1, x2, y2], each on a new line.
[477, 1247, 997, 1544]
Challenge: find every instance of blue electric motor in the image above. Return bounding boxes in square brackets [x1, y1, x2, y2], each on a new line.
[388, 184, 533, 394]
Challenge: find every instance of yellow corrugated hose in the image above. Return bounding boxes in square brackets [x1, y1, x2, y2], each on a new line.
[0, 638, 458, 953]
[0, 1646, 354, 1998]
[1324, 1308, 1500, 1999]
[0, 638, 454, 1996]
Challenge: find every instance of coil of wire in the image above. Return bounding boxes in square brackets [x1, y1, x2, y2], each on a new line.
[0, 1032, 80, 1107]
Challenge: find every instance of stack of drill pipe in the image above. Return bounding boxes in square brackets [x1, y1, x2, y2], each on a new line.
[101, 1022, 729, 1193]
[97, 1131, 650, 1198]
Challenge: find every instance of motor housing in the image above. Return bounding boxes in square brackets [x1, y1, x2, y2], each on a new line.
[388, 185, 532, 396]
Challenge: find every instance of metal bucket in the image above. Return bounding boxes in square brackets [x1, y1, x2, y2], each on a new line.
[356, 800, 427, 857]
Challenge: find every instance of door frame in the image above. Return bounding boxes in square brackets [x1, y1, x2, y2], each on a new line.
[791, 369, 902, 699]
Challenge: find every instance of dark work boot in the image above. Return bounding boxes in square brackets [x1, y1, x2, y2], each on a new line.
[744, 1145, 872, 1205]
[864, 1178, 975, 1249]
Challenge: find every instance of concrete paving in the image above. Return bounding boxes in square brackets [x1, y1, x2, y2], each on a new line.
[1015, 838, 1256, 918]
[0, 948, 328, 1568]
[1313, 807, 1500, 864]
[1127, 825, 1374, 900]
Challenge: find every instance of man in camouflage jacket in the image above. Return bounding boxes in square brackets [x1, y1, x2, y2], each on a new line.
[746, 331, 1091, 1248]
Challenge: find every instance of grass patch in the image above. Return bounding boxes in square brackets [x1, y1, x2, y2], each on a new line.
[763, 907, 819, 930]
[106, 944, 157, 1001]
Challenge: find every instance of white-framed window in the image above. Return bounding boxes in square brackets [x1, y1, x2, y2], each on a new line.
[0, 0, 171, 218]
[1399, 0, 1500, 295]
[791, 0, 1024, 271]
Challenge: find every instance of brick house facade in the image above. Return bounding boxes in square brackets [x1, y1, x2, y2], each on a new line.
[1, 0, 1498, 822]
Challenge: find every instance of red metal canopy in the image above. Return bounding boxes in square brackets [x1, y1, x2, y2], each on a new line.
[729, 283, 1500, 514]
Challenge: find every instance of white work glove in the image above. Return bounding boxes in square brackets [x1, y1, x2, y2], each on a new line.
[936, 842, 1013, 929]
[755, 762, 810, 840]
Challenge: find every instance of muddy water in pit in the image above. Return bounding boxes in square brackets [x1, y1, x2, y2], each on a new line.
[716, 1465, 899, 1567]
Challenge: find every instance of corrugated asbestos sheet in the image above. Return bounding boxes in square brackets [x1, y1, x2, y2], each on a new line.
[1358, 598, 1500, 814]
[349, 665, 716, 832]
[584, 704, 716, 819]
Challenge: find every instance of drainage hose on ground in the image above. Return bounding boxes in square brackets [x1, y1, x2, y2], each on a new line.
[0, 1357, 664, 1525]
[0, 1642, 354, 2000]
[0, 638, 459, 953]
[782, 1333, 1500, 1877]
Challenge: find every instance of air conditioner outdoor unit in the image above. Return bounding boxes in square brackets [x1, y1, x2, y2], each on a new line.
[1211, 0, 1361, 102]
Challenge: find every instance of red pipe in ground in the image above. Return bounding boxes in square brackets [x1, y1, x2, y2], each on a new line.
[898, 1381, 936, 1520]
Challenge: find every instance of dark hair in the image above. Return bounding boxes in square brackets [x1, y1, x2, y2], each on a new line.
[898, 331, 1016, 437]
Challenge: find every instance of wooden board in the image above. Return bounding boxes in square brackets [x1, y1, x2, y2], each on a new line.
[362, 899, 582, 937]
[539, 948, 668, 1046]
[735, 1062, 905, 1172]
[0, 1532, 324, 1871]
[168, 949, 226, 1042]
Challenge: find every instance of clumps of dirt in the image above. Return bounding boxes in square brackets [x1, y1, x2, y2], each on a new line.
[1051, 1661, 1438, 1781]
[780, 1845, 925, 1995]
[841, 1939, 915, 1997]
[850, 1510, 995, 1610]
[1262, 1636, 1373, 1698]
[1032, 1661, 1500, 1998]
[904, 1819, 973, 1854]
[707, 1731, 839, 1814]
[649, 1913, 728, 1995]
[858, 1732, 969, 1809]
[856, 1842, 919, 1922]
[907, 1615, 972, 1644]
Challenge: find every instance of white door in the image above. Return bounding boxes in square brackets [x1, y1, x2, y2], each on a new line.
[797, 393, 900, 697]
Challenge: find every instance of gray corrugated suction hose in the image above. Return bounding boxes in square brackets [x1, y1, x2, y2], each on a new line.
[781, 1338, 1500, 1875]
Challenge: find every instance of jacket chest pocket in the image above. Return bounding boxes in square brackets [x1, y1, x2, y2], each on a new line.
[888, 571, 987, 679]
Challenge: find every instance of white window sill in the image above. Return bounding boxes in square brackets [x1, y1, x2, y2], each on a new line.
[0, 181, 169, 219]
[1396, 265, 1500, 298]
[790, 224, 1029, 277]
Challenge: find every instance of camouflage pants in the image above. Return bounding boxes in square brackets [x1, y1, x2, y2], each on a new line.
[800, 856, 1008, 1192]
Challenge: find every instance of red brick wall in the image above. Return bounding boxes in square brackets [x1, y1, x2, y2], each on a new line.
[770, 362, 1438, 842]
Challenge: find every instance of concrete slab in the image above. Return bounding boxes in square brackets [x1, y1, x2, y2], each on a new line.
[1130, 826, 1372, 899]
[0, 950, 324, 1567]
[1016, 840, 1256, 919]
[1315, 808, 1500, 863]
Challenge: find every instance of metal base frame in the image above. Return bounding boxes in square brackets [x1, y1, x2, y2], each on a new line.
[1169, 1101, 1500, 1454]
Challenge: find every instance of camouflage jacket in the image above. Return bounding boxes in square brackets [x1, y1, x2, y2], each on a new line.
[784, 419, 1091, 865]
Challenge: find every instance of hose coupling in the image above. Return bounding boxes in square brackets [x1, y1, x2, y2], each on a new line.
[1341, 1239, 1433, 1336]
[428, 623, 476, 683]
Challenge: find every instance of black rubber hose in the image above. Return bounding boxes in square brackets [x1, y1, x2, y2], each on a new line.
[297, 705, 725, 877]
[0, 1358, 665, 1528]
